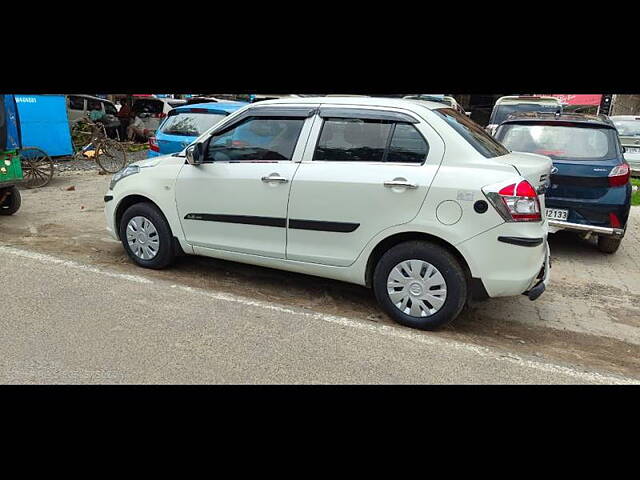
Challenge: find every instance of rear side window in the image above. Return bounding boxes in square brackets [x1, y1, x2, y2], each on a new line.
[161, 111, 228, 137]
[207, 117, 305, 161]
[313, 118, 428, 163]
[387, 123, 429, 163]
[433, 108, 509, 158]
[68, 96, 85, 110]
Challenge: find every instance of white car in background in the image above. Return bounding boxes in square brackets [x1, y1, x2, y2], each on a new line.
[610, 115, 640, 174]
[486, 96, 563, 135]
[403, 94, 468, 115]
[131, 97, 187, 133]
[104, 97, 551, 330]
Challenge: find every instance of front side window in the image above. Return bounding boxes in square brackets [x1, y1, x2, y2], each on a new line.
[490, 103, 560, 126]
[313, 118, 428, 163]
[69, 96, 85, 111]
[496, 123, 619, 161]
[433, 108, 509, 158]
[206, 117, 304, 162]
[104, 102, 117, 115]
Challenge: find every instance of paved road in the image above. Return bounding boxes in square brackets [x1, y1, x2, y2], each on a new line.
[1, 246, 635, 384]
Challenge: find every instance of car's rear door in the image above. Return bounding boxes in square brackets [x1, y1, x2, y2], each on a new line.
[286, 106, 445, 267]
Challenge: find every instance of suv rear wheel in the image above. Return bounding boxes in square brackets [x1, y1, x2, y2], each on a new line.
[597, 235, 622, 254]
[373, 241, 467, 330]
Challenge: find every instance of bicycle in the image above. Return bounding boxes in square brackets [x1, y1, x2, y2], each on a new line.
[71, 115, 128, 174]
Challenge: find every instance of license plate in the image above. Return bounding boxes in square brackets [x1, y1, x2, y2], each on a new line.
[625, 147, 640, 153]
[546, 208, 568, 221]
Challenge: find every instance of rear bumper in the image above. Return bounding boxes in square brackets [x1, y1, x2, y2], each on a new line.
[548, 219, 625, 237]
[456, 222, 550, 298]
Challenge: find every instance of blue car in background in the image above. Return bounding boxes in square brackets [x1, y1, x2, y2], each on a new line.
[148, 101, 247, 158]
[495, 112, 632, 254]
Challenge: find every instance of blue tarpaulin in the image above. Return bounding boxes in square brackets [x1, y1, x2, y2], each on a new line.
[15, 95, 73, 157]
[1, 94, 22, 151]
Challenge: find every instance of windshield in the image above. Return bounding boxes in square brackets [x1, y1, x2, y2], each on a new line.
[612, 120, 640, 137]
[433, 108, 509, 158]
[496, 123, 619, 161]
[160, 112, 228, 137]
[490, 103, 560, 126]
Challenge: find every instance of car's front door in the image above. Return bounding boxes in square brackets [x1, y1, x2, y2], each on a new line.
[286, 107, 445, 267]
[175, 110, 315, 258]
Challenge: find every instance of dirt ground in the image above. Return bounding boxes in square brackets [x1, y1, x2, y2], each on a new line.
[2, 170, 639, 379]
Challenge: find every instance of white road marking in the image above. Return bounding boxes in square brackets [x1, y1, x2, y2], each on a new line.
[0, 245, 152, 284]
[1, 245, 638, 384]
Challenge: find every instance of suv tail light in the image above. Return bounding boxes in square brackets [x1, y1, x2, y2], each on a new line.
[149, 136, 160, 152]
[483, 180, 542, 222]
[608, 163, 630, 187]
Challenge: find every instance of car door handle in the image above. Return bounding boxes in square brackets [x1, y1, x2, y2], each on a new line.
[261, 174, 289, 184]
[383, 179, 418, 189]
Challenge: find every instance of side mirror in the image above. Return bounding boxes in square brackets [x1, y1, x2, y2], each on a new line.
[186, 143, 205, 165]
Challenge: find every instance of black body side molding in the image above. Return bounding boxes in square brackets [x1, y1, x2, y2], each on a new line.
[497, 236, 544, 247]
[184, 214, 360, 233]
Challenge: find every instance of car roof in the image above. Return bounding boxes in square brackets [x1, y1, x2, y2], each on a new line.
[500, 111, 615, 128]
[173, 101, 247, 113]
[610, 115, 640, 121]
[495, 96, 561, 105]
[249, 96, 448, 111]
[68, 94, 115, 105]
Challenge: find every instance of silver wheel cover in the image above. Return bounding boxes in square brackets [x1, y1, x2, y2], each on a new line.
[387, 259, 448, 317]
[126, 216, 160, 260]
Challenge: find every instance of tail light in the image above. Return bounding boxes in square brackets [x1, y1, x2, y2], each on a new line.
[149, 136, 160, 152]
[608, 163, 630, 187]
[152, 112, 167, 119]
[609, 213, 621, 229]
[483, 179, 542, 222]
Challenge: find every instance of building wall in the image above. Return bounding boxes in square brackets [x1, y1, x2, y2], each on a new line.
[611, 95, 640, 116]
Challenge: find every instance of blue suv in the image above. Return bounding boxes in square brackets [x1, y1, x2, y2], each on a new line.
[148, 101, 247, 158]
[495, 112, 631, 253]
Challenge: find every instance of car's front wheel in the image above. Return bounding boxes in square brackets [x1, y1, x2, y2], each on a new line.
[119, 202, 175, 269]
[373, 241, 467, 330]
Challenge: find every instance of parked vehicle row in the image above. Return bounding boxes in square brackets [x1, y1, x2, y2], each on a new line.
[105, 97, 551, 331]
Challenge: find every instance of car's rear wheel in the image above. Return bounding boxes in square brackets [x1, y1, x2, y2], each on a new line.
[597, 235, 622, 254]
[119, 202, 175, 269]
[373, 241, 467, 330]
[0, 186, 21, 215]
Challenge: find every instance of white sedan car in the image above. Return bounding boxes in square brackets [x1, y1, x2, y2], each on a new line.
[104, 97, 551, 330]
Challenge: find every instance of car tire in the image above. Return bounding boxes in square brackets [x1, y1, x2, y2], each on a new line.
[597, 235, 622, 254]
[373, 240, 467, 330]
[0, 186, 21, 215]
[119, 202, 175, 269]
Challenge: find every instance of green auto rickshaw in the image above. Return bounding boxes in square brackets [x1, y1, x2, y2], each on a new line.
[0, 94, 23, 215]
